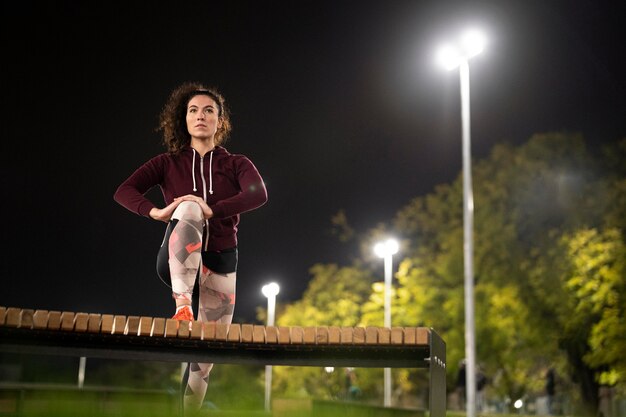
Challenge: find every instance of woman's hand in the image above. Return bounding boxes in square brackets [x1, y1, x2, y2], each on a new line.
[174, 195, 214, 219]
[149, 200, 184, 223]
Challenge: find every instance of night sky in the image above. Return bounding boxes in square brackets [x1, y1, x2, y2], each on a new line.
[2, 1, 625, 323]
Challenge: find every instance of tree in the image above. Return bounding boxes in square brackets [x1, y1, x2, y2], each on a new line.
[391, 132, 624, 408]
[275, 263, 373, 327]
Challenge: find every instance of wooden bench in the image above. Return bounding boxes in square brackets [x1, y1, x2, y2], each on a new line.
[0, 306, 446, 416]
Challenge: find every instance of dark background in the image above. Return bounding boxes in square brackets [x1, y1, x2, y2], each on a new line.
[2, 0, 625, 323]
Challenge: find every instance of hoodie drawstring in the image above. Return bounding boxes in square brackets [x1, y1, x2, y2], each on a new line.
[191, 149, 198, 192]
[208, 150, 214, 195]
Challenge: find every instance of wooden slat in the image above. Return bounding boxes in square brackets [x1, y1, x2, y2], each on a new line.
[265, 326, 278, 343]
[316, 327, 329, 344]
[365, 327, 378, 344]
[138, 316, 152, 336]
[341, 327, 353, 344]
[416, 327, 429, 345]
[112, 315, 126, 335]
[328, 326, 341, 344]
[215, 324, 228, 341]
[391, 327, 404, 345]
[20, 309, 35, 329]
[87, 314, 101, 333]
[6, 308, 22, 328]
[202, 322, 216, 341]
[100, 315, 114, 334]
[47, 311, 62, 330]
[151, 318, 166, 337]
[241, 324, 254, 343]
[124, 316, 140, 336]
[303, 327, 316, 344]
[33, 310, 49, 330]
[277, 327, 290, 344]
[404, 327, 416, 344]
[252, 325, 265, 343]
[164, 319, 178, 338]
[227, 324, 241, 342]
[378, 327, 391, 344]
[291, 327, 304, 344]
[190, 321, 203, 340]
[353, 327, 365, 344]
[60, 312, 75, 331]
[74, 313, 89, 333]
[0, 306, 6, 325]
[177, 321, 190, 338]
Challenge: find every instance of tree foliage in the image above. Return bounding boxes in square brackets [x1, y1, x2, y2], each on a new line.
[564, 228, 626, 387]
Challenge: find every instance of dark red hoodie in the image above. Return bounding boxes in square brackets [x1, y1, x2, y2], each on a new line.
[114, 146, 267, 251]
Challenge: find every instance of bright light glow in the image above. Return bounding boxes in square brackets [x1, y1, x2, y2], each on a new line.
[514, 399, 523, 409]
[437, 44, 462, 70]
[436, 28, 486, 70]
[262, 282, 280, 298]
[324, 367, 334, 373]
[374, 238, 399, 258]
[461, 29, 486, 58]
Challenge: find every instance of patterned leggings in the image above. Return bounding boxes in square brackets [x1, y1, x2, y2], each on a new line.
[156, 201, 237, 412]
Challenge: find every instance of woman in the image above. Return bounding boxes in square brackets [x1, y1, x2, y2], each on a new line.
[114, 82, 268, 411]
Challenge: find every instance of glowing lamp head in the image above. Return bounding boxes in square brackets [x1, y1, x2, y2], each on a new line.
[374, 238, 399, 258]
[436, 28, 486, 70]
[437, 44, 463, 70]
[461, 29, 486, 58]
[262, 282, 280, 298]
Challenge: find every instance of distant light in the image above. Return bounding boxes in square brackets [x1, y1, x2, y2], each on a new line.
[262, 282, 280, 298]
[514, 399, 523, 409]
[324, 367, 334, 373]
[374, 238, 399, 258]
[436, 28, 486, 70]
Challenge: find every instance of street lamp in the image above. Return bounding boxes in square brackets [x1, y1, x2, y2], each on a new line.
[436, 28, 486, 417]
[374, 238, 399, 407]
[261, 282, 280, 412]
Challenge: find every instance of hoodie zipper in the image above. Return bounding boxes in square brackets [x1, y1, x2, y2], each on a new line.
[199, 151, 213, 251]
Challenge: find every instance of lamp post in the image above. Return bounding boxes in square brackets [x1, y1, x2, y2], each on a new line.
[262, 282, 280, 412]
[374, 238, 399, 407]
[78, 357, 86, 388]
[436, 28, 486, 417]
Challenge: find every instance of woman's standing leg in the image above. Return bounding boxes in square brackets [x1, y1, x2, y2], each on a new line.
[183, 266, 237, 411]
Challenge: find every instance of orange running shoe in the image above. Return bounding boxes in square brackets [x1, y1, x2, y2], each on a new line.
[172, 305, 194, 322]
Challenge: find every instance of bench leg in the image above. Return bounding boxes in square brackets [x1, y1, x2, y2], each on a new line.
[428, 330, 446, 417]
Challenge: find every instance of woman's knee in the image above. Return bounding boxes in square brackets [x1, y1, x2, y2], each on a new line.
[172, 200, 203, 221]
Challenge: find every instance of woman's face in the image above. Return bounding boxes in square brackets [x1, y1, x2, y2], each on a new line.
[186, 94, 222, 141]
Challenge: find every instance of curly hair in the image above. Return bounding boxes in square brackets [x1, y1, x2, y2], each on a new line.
[157, 82, 232, 154]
